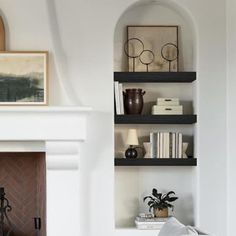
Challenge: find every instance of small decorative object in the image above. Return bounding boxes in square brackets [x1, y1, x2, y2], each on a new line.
[0, 187, 13, 235]
[143, 142, 151, 158]
[124, 38, 144, 72]
[182, 142, 189, 159]
[152, 105, 183, 115]
[124, 88, 145, 114]
[152, 97, 183, 115]
[161, 43, 179, 72]
[125, 129, 139, 159]
[0, 51, 48, 105]
[143, 188, 178, 218]
[127, 26, 178, 72]
[139, 50, 155, 72]
[157, 98, 179, 106]
[135, 213, 170, 230]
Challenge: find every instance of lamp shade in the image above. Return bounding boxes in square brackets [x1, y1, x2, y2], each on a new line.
[126, 129, 139, 146]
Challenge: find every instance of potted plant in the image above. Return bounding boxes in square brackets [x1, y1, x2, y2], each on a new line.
[143, 188, 178, 218]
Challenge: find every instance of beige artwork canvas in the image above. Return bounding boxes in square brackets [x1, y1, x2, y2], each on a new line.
[127, 26, 178, 72]
[0, 52, 48, 105]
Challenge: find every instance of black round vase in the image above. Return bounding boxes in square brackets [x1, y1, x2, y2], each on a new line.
[125, 146, 138, 159]
[124, 89, 145, 114]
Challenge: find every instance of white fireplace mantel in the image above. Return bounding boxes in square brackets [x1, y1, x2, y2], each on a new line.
[0, 106, 91, 141]
[0, 106, 91, 236]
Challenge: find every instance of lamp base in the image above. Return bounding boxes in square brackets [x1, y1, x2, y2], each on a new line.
[125, 146, 138, 159]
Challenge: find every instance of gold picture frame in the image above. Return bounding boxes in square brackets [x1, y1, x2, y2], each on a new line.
[0, 51, 48, 105]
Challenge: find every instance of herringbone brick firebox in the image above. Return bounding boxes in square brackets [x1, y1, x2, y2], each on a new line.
[0, 152, 46, 236]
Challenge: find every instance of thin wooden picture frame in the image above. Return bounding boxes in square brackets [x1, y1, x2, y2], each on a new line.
[0, 16, 5, 50]
[127, 25, 179, 72]
[0, 51, 48, 105]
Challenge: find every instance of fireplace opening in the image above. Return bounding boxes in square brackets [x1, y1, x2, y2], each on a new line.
[0, 152, 46, 236]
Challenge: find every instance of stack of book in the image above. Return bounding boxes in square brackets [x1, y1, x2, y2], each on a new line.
[150, 132, 184, 158]
[114, 82, 124, 115]
[152, 98, 183, 115]
[135, 214, 171, 230]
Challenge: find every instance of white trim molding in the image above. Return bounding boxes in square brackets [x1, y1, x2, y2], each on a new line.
[46, 141, 80, 170]
[0, 106, 91, 141]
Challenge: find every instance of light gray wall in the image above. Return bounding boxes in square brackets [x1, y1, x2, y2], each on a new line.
[227, 0, 236, 236]
[0, 0, 229, 236]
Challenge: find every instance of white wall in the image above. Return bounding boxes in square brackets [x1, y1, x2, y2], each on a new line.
[0, 0, 229, 236]
[227, 0, 236, 236]
[191, 0, 227, 234]
[115, 166, 196, 227]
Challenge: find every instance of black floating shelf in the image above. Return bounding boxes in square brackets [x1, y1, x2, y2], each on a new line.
[114, 72, 196, 83]
[115, 158, 197, 166]
[115, 115, 197, 124]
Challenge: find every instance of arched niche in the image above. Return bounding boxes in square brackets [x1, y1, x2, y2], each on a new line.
[113, 0, 198, 228]
[114, 0, 197, 72]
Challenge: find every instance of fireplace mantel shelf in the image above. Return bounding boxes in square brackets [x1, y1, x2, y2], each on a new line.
[0, 106, 92, 113]
[0, 106, 92, 141]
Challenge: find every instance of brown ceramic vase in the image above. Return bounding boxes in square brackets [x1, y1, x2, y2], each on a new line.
[123, 89, 145, 114]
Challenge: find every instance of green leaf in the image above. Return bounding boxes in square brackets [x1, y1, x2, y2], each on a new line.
[152, 188, 158, 197]
[161, 193, 167, 200]
[152, 189, 162, 199]
[167, 191, 175, 196]
[168, 197, 178, 202]
[148, 200, 154, 206]
[166, 203, 173, 208]
[143, 196, 154, 202]
[149, 204, 154, 212]
[162, 191, 177, 201]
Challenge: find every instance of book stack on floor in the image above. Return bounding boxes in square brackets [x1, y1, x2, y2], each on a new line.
[114, 82, 124, 115]
[135, 214, 171, 230]
[152, 98, 183, 115]
[150, 132, 184, 158]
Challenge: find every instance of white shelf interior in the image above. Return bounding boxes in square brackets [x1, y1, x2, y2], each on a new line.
[113, 1, 197, 229]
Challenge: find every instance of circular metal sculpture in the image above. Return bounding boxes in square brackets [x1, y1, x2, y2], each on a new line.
[139, 50, 155, 72]
[124, 38, 144, 72]
[161, 43, 179, 72]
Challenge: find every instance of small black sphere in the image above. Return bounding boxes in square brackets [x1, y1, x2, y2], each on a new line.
[125, 147, 138, 159]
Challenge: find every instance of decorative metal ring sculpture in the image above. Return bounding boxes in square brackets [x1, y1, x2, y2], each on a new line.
[139, 50, 155, 72]
[124, 38, 145, 72]
[161, 43, 179, 72]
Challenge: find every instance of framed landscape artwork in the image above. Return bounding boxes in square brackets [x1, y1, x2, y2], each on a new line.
[127, 25, 178, 72]
[0, 51, 48, 105]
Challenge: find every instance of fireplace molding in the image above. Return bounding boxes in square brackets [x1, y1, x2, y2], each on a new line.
[0, 106, 91, 236]
[0, 106, 91, 141]
[0, 106, 91, 169]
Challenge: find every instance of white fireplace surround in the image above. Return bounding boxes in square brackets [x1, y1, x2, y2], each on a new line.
[0, 106, 91, 236]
